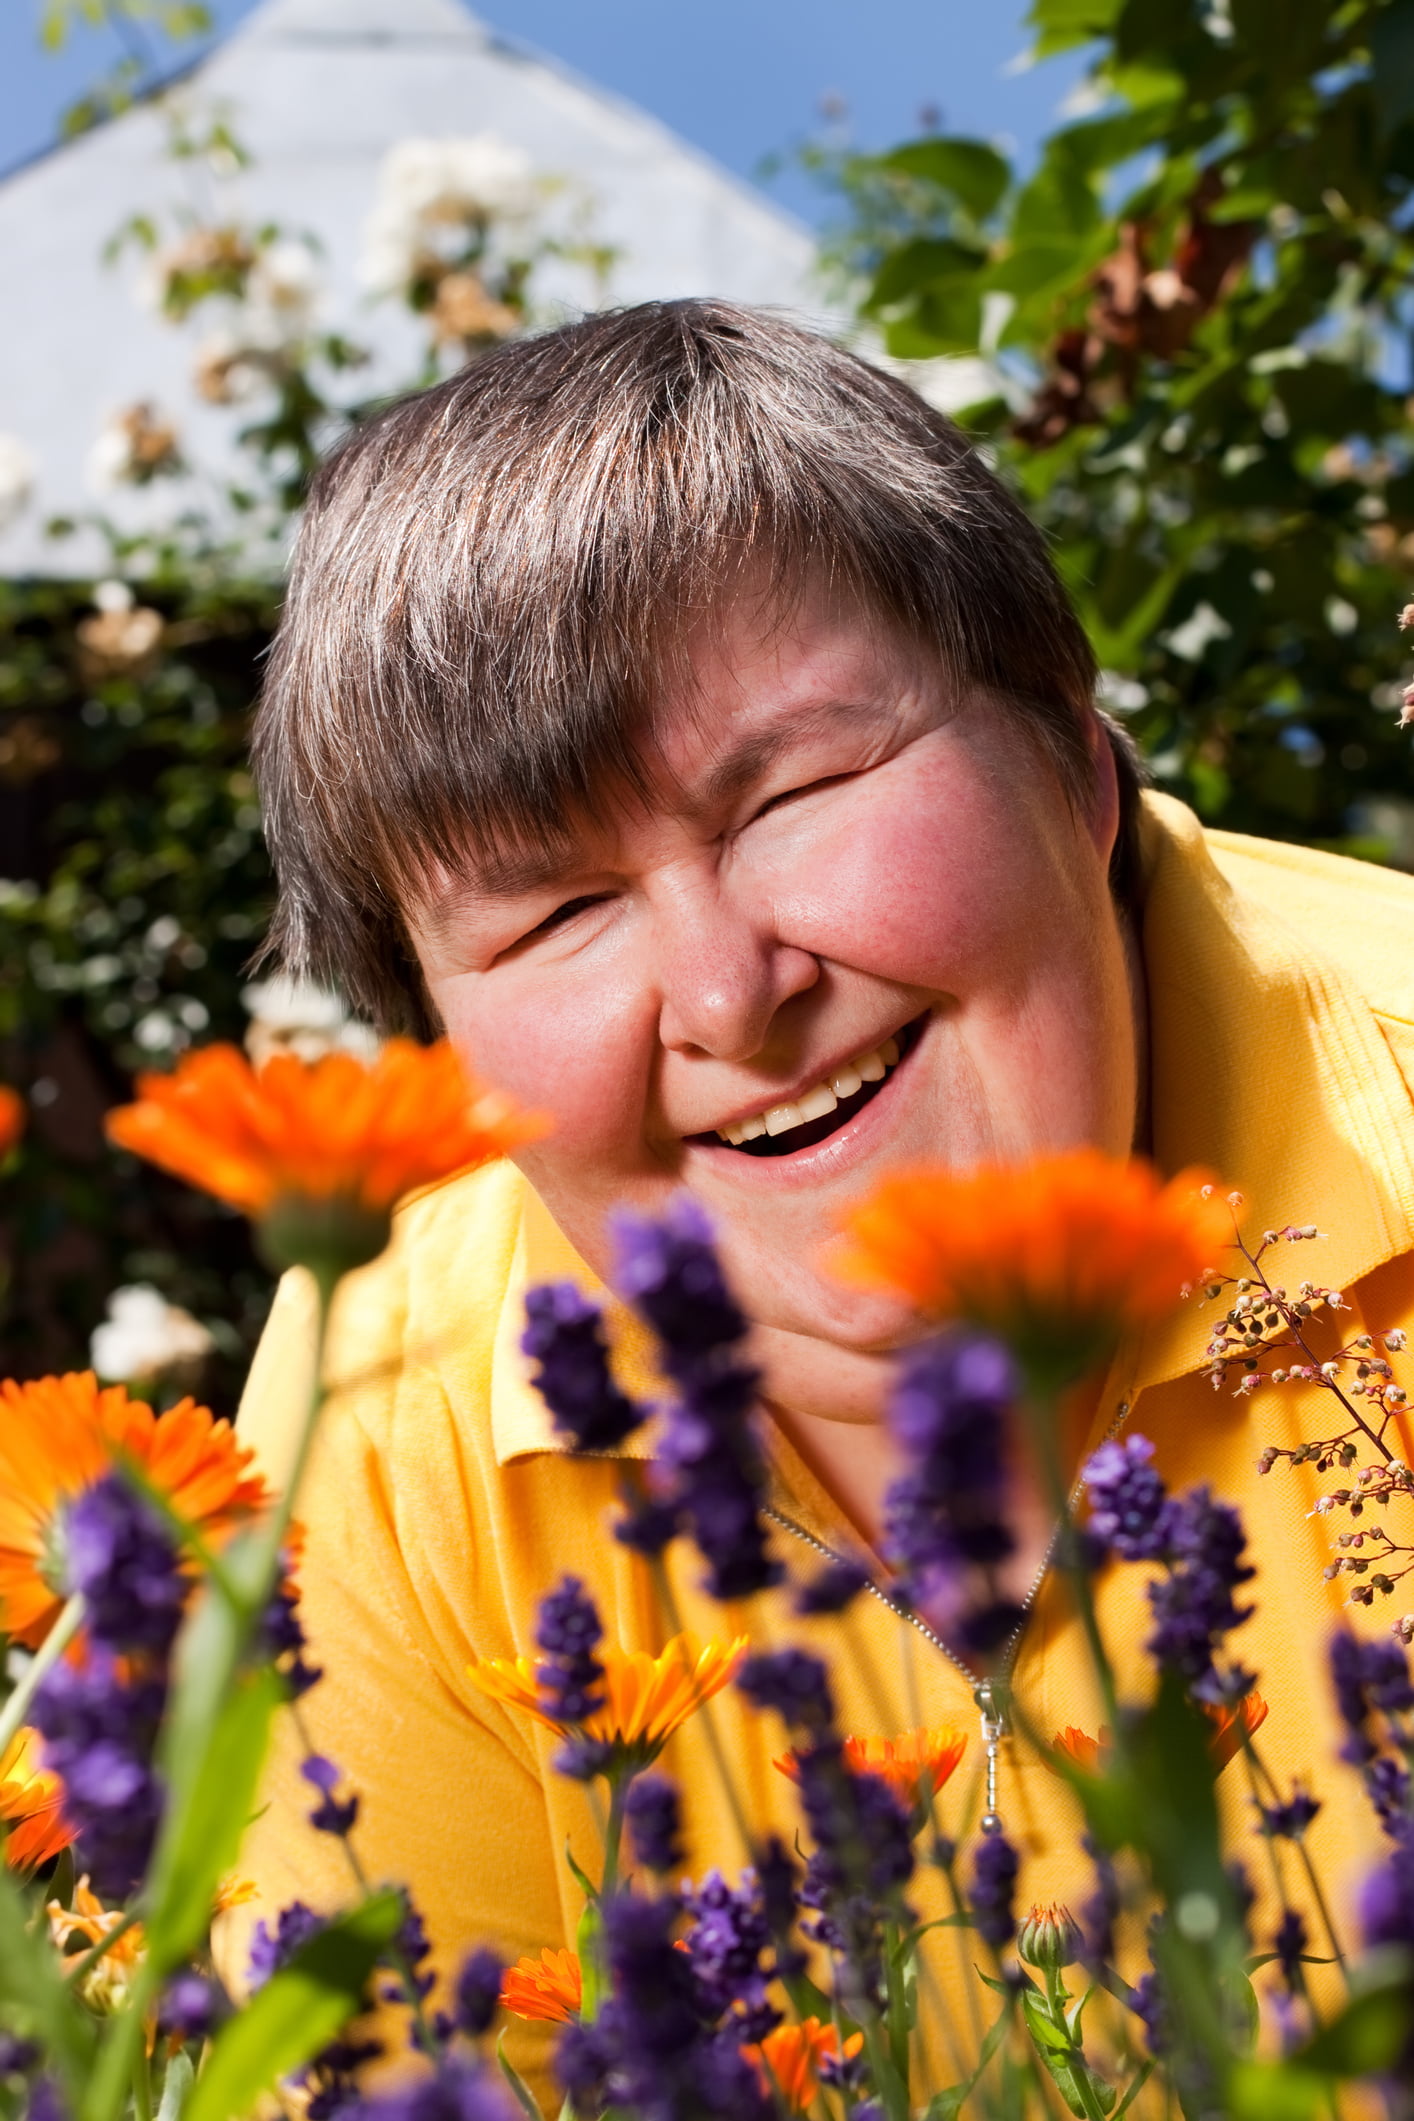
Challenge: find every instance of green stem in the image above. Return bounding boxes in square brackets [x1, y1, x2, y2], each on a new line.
[63, 1909, 143, 1991]
[1041, 1965, 1107, 2121]
[1019, 1386, 1118, 1733]
[600, 1773, 629, 1903]
[248, 1265, 341, 1598]
[0, 1592, 85, 1756]
[132, 2036, 153, 2121]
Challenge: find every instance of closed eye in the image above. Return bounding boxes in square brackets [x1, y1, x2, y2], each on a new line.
[747, 772, 858, 824]
[522, 893, 610, 941]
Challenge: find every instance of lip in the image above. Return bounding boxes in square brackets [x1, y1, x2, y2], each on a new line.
[685, 1018, 921, 1140]
[679, 1011, 931, 1190]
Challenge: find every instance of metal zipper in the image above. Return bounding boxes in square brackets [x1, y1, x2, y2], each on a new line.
[762, 1392, 1134, 1832]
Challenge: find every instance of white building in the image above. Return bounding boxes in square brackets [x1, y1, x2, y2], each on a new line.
[0, 0, 829, 573]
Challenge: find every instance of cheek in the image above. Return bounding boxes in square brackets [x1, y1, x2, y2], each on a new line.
[760, 750, 1068, 992]
[431, 962, 654, 1165]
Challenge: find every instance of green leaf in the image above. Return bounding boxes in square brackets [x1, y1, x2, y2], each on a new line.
[184, 1893, 403, 2121]
[868, 236, 988, 310]
[1291, 1964, 1413, 2076]
[0, 1861, 93, 2095]
[497, 2033, 547, 2121]
[881, 137, 1012, 218]
[156, 2049, 195, 2121]
[1371, 3, 1414, 141]
[145, 1661, 282, 1973]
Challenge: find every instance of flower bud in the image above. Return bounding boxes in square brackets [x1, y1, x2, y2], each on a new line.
[1017, 1902, 1083, 1972]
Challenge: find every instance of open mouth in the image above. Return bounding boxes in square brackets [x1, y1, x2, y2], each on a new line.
[696, 1014, 928, 1160]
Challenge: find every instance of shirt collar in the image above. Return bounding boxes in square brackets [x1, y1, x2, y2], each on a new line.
[490, 793, 1414, 1464]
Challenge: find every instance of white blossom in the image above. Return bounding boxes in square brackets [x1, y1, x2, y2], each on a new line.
[0, 433, 36, 535]
[360, 134, 536, 294]
[241, 974, 381, 1068]
[91, 1285, 215, 1386]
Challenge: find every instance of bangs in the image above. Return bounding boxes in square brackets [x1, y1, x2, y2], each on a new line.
[254, 301, 1103, 1031]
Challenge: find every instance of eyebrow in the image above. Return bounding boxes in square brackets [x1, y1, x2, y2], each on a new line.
[690, 696, 894, 814]
[424, 696, 894, 929]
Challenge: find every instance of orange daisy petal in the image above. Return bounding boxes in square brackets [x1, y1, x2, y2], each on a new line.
[833, 1150, 1231, 1359]
[775, 1726, 968, 1813]
[0, 1085, 23, 1156]
[0, 1371, 278, 1646]
[744, 2018, 864, 2112]
[106, 1040, 546, 1223]
[467, 1636, 746, 1754]
[1204, 1692, 1268, 1772]
[500, 1948, 582, 2023]
[0, 1729, 76, 1873]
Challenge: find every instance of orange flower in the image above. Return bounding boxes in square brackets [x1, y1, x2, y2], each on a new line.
[0, 1728, 75, 1873]
[1048, 1695, 1268, 1778]
[1049, 1726, 1107, 1776]
[106, 1040, 545, 1271]
[468, 1635, 746, 1766]
[0, 1085, 23, 1156]
[834, 1150, 1230, 1373]
[0, 1372, 276, 1645]
[744, 2018, 864, 2111]
[500, 1947, 582, 2023]
[1204, 1691, 1269, 1770]
[775, 1726, 968, 1815]
[48, 1877, 146, 2013]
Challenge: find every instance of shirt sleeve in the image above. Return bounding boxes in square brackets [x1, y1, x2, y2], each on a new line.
[219, 1260, 568, 2105]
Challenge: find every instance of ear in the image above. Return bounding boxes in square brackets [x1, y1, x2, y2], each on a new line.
[1081, 709, 1121, 866]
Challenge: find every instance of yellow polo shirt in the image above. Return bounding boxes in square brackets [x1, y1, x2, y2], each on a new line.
[231, 792, 1414, 2098]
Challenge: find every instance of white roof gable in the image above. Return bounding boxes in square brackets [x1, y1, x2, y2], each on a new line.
[0, 0, 824, 572]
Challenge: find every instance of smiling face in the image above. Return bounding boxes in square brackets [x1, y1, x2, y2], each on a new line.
[406, 573, 1140, 1376]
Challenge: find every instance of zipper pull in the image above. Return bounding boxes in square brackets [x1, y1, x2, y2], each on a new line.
[974, 1678, 1009, 1836]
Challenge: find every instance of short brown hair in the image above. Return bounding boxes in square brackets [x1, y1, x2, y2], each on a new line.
[255, 299, 1142, 1032]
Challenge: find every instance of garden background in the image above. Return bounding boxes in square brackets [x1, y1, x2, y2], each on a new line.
[2, 0, 1411, 1406]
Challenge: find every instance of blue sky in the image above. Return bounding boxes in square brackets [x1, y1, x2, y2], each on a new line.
[0, 0, 1086, 224]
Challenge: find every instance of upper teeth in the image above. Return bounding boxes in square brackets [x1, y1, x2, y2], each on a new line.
[715, 1036, 902, 1146]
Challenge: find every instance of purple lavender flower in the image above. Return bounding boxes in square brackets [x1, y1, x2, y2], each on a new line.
[968, 1827, 1019, 1950]
[534, 1577, 606, 1725]
[612, 1199, 748, 1370]
[794, 1559, 869, 1617]
[1273, 1909, 1307, 1988]
[755, 1835, 806, 1980]
[301, 1753, 359, 1838]
[552, 1735, 615, 1782]
[157, 1972, 221, 2042]
[1360, 1838, 1414, 1951]
[1257, 1789, 1321, 1841]
[247, 1900, 325, 1988]
[1366, 1754, 1412, 1839]
[31, 1653, 165, 1901]
[625, 1773, 683, 1876]
[1331, 1631, 1414, 1764]
[262, 1580, 322, 1699]
[588, 1892, 774, 2121]
[1130, 1968, 1170, 2057]
[0, 2036, 38, 2078]
[1079, 1832, 1120, 1965]
[681, 1870, 778, 2041]
[24, 2079, 68, 2121]
[611, 1201, 780, 1602]
[342, 2062, 516, 2121]
[1083, 1435, 1168, 1560]
[882, 1330, 1025, 1654]
[522, 1283, 645, 1453]
[453, 1947, 504, 2038]
[735, 1648, 834, 1736]
[64, 1474, 186, 1656]
[1144, 1487, 1255, 1702]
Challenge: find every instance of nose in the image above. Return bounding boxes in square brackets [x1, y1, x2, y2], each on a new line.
[652, 867, 819, 1063]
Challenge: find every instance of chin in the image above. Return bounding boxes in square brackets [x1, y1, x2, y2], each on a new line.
[722, 1241, 925, 1354]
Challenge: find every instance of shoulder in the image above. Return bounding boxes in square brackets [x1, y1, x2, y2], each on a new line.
[238, 1157, 533, 1485]
[1202, 819, 1414, 1030]
[1140, 791, 1414, 1070]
